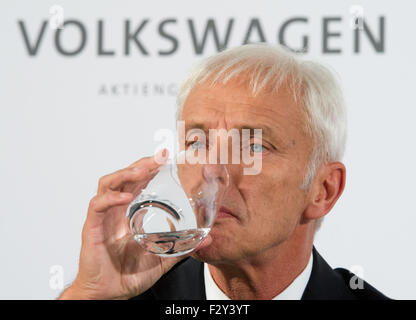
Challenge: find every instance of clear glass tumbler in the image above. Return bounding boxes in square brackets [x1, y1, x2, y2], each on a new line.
[126, 150, 229, 257]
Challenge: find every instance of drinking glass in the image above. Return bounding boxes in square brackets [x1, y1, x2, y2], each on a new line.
[126, 150, 229, 257]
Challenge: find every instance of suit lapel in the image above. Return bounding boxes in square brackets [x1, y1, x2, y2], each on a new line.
[301, 246, 355, 300]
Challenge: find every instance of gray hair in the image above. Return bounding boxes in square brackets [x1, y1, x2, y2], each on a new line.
[176, 43, 347, 231]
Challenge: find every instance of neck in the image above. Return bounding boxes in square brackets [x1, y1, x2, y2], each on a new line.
[208, 222, 315, 300]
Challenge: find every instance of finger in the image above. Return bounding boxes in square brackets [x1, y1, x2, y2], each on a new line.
[86, 190, 133, 229]
[97, 166, 155, 196]
[89, 190, 133, 213]
[97, 149, 168, 195]
[128, 148, 169, 170]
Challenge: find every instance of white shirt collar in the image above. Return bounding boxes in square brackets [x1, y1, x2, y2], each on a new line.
[204, 252, 313, 300]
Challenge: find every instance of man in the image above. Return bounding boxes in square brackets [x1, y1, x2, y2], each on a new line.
[59, 44, 388, 300]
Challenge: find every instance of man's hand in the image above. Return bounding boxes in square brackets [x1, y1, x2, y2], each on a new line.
[59, 149, 210, 300]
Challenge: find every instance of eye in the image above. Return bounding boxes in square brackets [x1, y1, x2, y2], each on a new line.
[188, 140, 206, 150]
[250, 143, 268, 153]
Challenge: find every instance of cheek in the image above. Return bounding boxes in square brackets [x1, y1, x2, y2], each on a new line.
[244, 165, 306, 228]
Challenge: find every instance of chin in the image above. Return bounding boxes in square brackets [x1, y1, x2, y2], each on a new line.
[192, 239, 239, 264]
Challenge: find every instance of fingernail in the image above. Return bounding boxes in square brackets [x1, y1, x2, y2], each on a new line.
[156, 148, 167, 159]
[154, 148, 168, 164]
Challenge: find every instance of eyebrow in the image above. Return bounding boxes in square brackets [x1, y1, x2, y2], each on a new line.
[185, 122, 271, 133]
[184, 121, 287, 148]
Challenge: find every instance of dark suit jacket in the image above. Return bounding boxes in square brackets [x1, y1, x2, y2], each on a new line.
[132, 246, 390, 300]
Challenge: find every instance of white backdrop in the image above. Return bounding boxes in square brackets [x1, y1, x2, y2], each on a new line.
[1, 0, 415, 299]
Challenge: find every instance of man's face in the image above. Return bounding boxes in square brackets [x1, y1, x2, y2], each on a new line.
[181, 78, 313, 264]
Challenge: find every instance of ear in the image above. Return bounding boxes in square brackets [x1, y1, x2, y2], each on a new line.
[303, 162, 346, 221]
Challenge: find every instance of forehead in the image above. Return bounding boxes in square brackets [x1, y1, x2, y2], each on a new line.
[181, 79, 308, 140]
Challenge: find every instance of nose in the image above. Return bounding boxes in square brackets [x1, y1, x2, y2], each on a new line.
[202, 164, 230, 188]
[205, 127, 246, 189]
